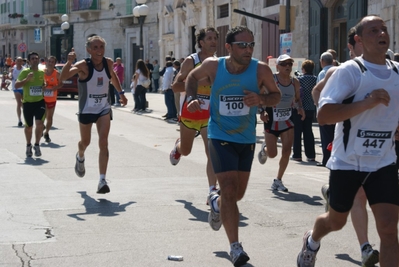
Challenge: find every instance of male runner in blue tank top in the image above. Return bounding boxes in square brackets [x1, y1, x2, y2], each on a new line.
[185, 26, 281, 267]
[60, 36, 127, 194]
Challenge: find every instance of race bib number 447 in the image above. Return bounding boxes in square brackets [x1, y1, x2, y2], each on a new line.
[219, 95, 249, 116]
[354, 130, 392, 157]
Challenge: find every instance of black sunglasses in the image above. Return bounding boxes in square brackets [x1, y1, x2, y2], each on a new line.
[231, 42, 255, 49]
[279, 62, 293, 67]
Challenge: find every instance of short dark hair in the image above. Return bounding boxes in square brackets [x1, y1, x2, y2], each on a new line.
[196, 27, 219, 49]
[27, 52, 39, 61]
[226, 26, 254, 44]
[348, 27, 356, 48]
[301, 60, 315, 74]
[173, 60, 180, 67]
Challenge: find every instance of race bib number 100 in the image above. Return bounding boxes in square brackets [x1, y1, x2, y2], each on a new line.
[219, 95, 249, 116]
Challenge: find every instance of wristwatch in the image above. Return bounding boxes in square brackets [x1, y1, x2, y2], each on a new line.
[186, 95, 196, 104]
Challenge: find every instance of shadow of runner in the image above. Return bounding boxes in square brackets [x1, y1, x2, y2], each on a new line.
[19, 157, 49, 166]
[272, 190, 324, 206]
[67, 191, 135, 221]
[335, 253, 362, 266]
[175, 199, 249, 226]
[213, 251, 255, 266]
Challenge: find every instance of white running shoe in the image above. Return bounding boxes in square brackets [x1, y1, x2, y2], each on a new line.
[257, 142, 267, 164]
[230, 242, 250, 267]
[97, 179, 110, 194]
[297, 230, 319, 267]
[361, 244, 379, 267]
[26, 144, 33, 157]
[321, 184, 329, 212]
[33, 145, 41, 157]
[207, 191, 222, 231]
[169, 138, 181, 165]
[271, 179, 288, 192]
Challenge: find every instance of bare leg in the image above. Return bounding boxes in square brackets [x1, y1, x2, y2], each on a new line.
[177, 123, 197, 156]
[95, 114, 111, 175]
[371, 203, 399, 266]
[44, 107, 55, 135]
[351, 187, 369, 245]
[24, 126, 33, 144]
[14, 92, 23, 122]
[200, 127, 217, 188]
[78, 123, 93, 158]
[276, 129, 294, 180]
[217, 171, 250, 244]
[312, 208, 350, 242]
[34, 119, 44, 144]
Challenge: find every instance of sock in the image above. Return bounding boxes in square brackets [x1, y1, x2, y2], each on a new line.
[209, 186, 217, 192]
[211, 195, 220, 213]
[99, 174, 105, 182]
[230, 242, 240, 251]
[307, 235, 320, 251]
[360, 242, 370, 251]
[34, 143, 39, 146]
[77, 154, 84, 161]
[27, 143, 31, 147]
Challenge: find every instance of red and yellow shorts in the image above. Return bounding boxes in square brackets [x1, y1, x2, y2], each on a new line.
[45, 101, 57, 109]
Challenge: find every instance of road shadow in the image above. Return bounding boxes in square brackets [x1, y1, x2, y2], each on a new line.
[175, 199, 249, 227]
[272, 190, 323, 207]
[19, 157, 49, 166]
[213, 251, 254, 266]
[67, 191, 135, 221]
[335, 253, 362, 266]
[40, 142, 66, 149]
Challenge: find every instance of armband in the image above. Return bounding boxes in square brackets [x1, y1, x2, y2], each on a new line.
[118, 90, 125, 95]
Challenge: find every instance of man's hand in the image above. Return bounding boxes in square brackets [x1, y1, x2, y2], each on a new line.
[298, 108, 306, 121]
[26, 72, 34, 81]
[119, 94, 128, 106]
[260, 112, 269, 123]
[187, 99, 204, 113]
[365, 89, 390, 108]
[243, 90, 260, 107]
[67, 48, 76, 64]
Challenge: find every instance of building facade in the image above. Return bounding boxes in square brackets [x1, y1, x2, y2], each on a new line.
[1, 0, 398, 86]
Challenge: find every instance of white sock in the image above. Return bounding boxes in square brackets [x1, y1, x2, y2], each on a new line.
[209, 186, 217, 192]
[307, 235, 320, 251]
[99, 174, 105, 182]
[230, 242, 240, 251]
[211, 195, 220, 213]
[77, 154, 84, 161]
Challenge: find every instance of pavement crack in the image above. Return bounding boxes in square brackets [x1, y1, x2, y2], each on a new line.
[12, 244, 33, 267]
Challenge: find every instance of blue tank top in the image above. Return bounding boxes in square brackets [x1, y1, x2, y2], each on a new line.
[208, 57, 259, 144]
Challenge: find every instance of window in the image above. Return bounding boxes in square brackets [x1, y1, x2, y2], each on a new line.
[218, 4, 228, 19]
[264, 0, 279, 8]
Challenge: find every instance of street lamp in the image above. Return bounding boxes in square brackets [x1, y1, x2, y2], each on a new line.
[133, 0, 149, 60]
[61, 14, 70, 62]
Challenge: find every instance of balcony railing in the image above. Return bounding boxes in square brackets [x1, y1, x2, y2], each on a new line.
[42, 0, 67, 15]
[8, 13, 46, 28]
[72, 0, 100, 12]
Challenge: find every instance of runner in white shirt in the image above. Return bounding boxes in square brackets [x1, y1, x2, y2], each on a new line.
[10, 57, 25, 126]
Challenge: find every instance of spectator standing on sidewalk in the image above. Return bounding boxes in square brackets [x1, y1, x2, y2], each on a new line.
[152, 59, 160, 93]
[161, 61, 176, 120]
[112, 57, 124, 107]
[10, 57, 25, 127]
[133, 59, 150, 112]
[291, 60, 317, 162]
[145, 59, 154, 92]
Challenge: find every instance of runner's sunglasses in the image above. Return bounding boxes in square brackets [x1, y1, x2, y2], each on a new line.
[230, 42, 255, 49]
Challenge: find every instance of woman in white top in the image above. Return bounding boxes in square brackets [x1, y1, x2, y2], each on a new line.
[133, 59, 150, 112]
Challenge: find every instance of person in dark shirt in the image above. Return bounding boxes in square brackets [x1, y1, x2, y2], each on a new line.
[145, 59, 154, 92]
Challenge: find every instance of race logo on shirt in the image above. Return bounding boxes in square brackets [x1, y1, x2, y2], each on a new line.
[97, 77, 103, 86]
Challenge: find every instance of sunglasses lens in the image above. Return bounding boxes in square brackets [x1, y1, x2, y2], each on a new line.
[280, 62, 293, 67]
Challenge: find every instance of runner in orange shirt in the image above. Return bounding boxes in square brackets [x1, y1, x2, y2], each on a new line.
[43, 56, 62, 142]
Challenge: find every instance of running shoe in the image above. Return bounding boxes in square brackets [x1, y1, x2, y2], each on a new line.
[75, 153, 85, 178]
[169, 138, 181, 165]
[230, 242, 250, 267]
[271, 179, 288, 192]
[97, 179, 110, 194]
[26, 144, 33, 157]
[361, 244, 379, 267]
[297, 230, 319, 267]
[44, 133, 51, 143]
[207, 191, 222, 231]
[18, 121, 23, 127]
[321, 184, 329, 212]
[33, 145, 42, 157]
[258, 142, 267, 164]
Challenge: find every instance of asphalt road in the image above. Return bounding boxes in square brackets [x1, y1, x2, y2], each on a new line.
[0, 89, 381, 267]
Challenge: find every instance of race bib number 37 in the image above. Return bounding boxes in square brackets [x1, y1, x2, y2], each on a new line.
[354, 129, 391, 157]
[219, 95, 249, 116]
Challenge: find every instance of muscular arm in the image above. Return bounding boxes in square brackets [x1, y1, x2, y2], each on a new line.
[318, 89, 390, 125]
[172, 57, 193, 93]
[257, 62, 281, 106]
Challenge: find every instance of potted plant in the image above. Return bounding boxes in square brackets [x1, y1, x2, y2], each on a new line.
[20, 18, 28, 24]
[33, 13, 40, 18]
